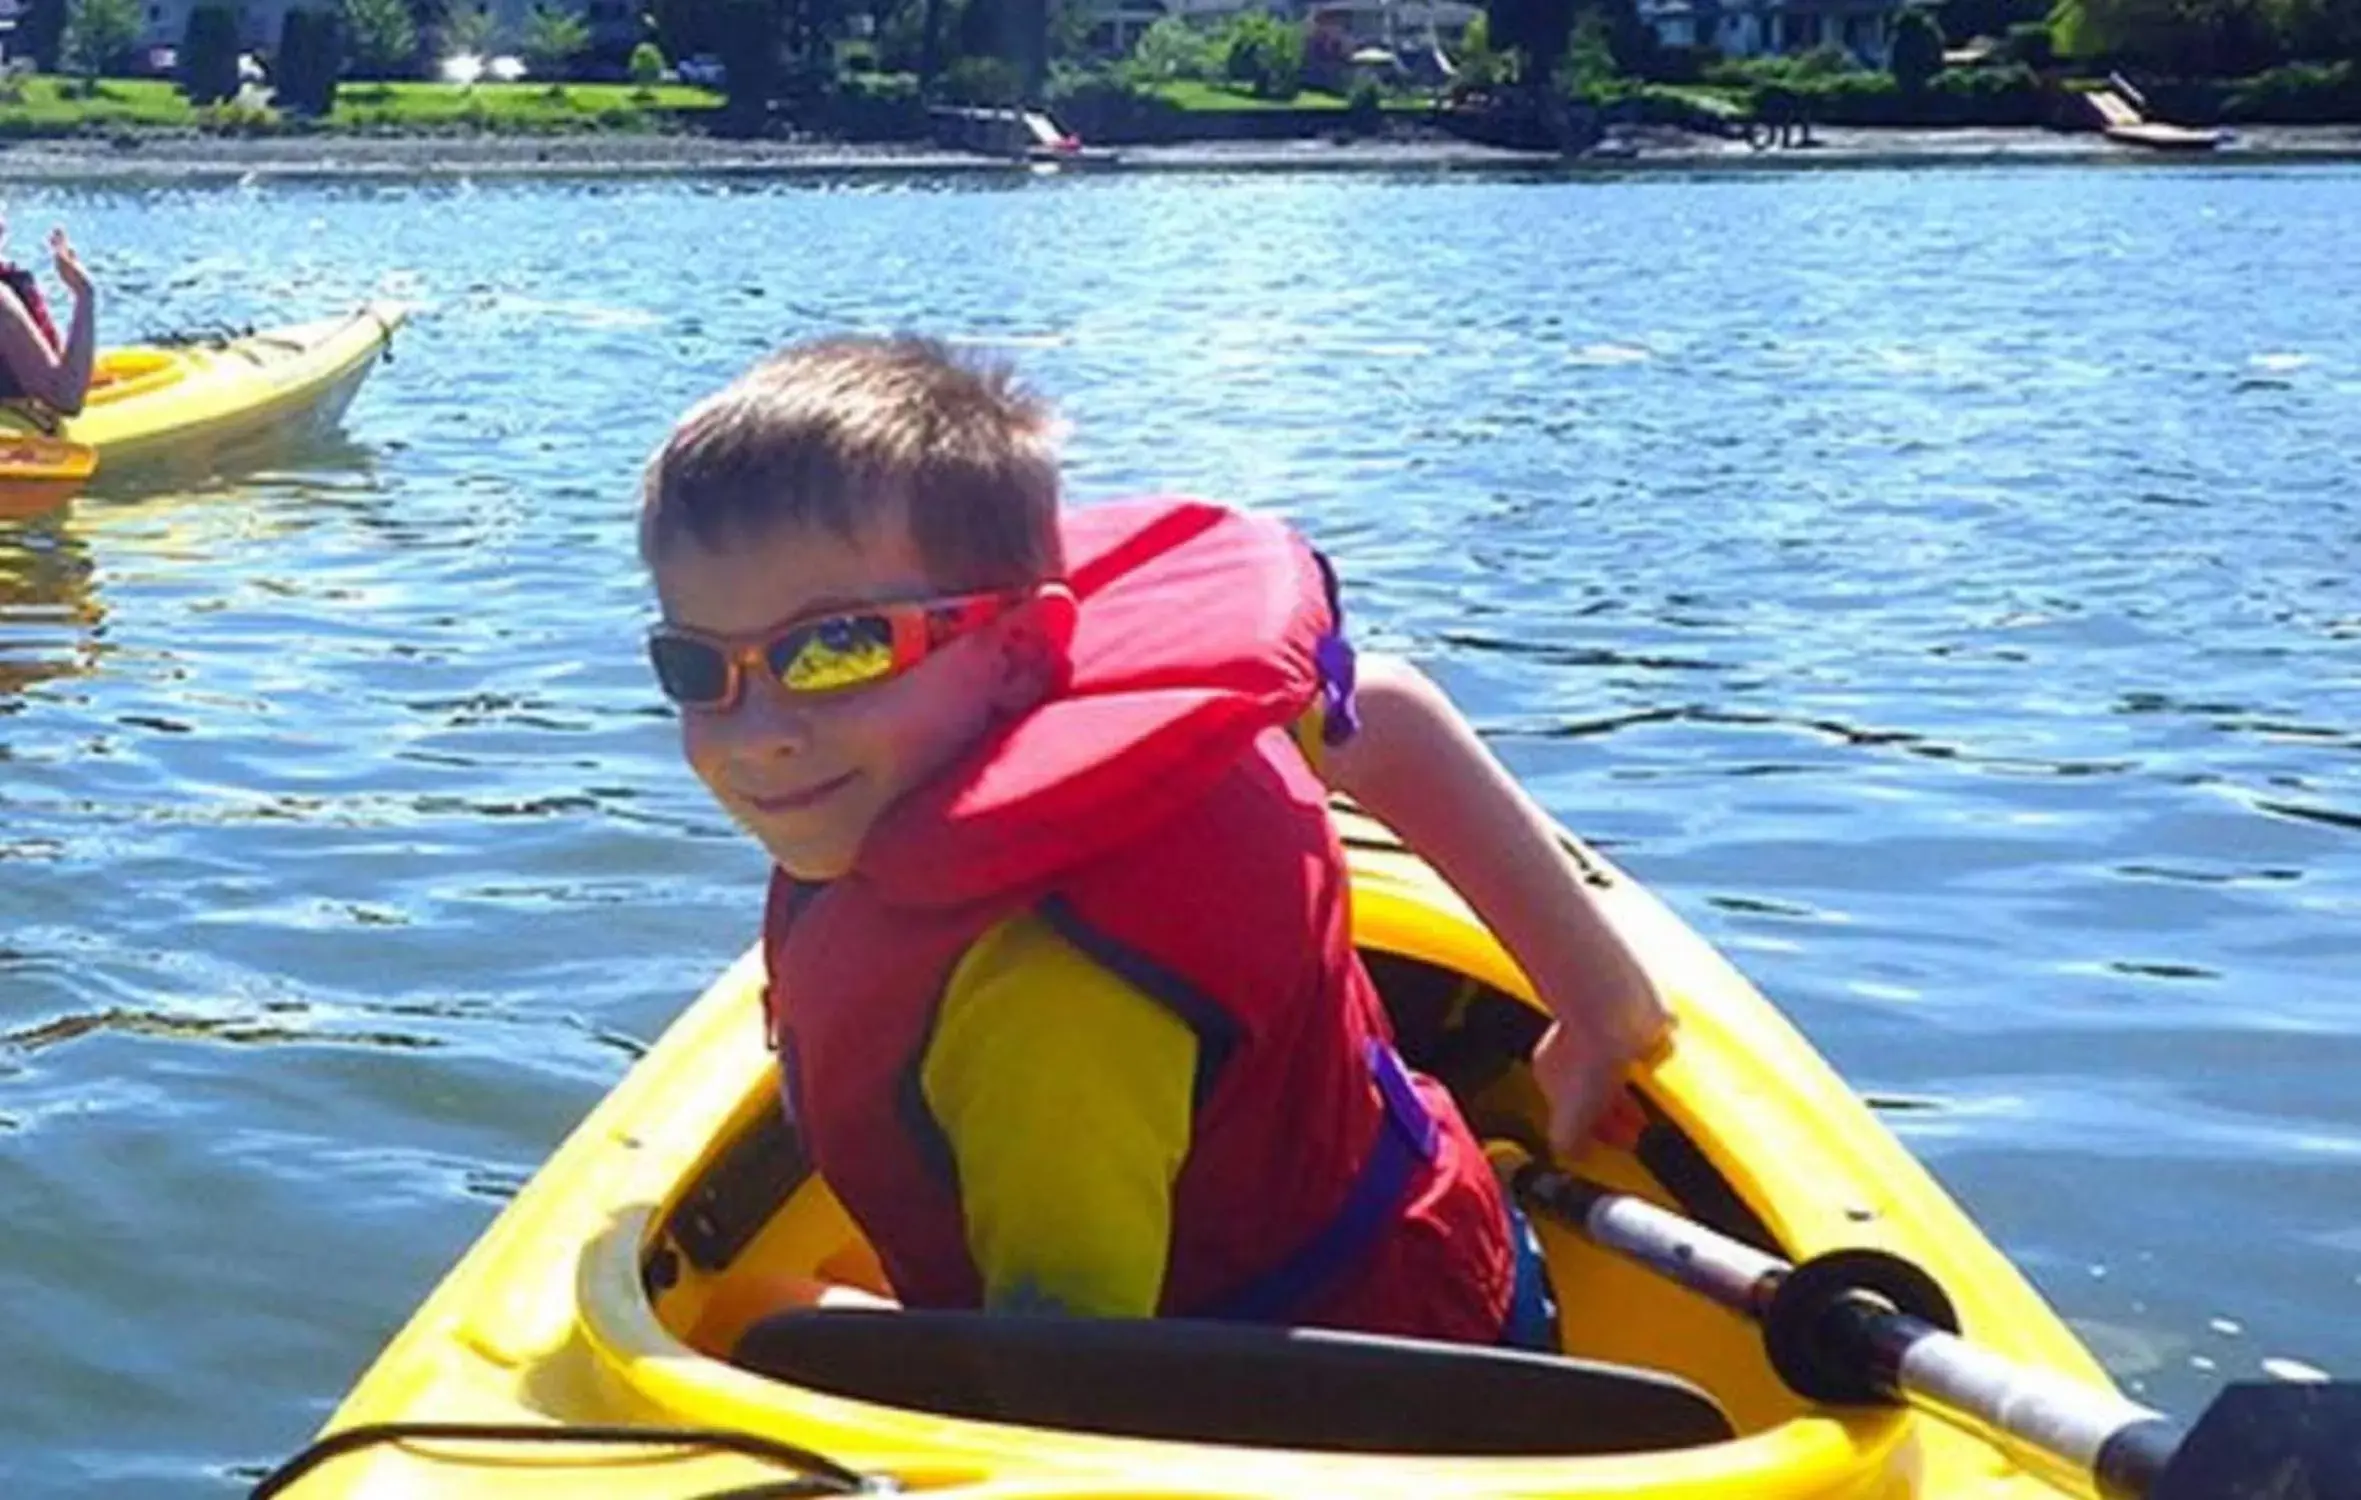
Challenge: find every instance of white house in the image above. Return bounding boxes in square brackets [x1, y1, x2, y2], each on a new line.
[1639, 0, 1903, 66]
[1302, 0, 1479, 50]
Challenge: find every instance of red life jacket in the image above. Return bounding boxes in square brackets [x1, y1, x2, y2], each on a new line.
[0, 262, 61, 404]
[762, 498, 1515, 1342]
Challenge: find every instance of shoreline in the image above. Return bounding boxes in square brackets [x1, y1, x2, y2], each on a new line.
[1, 122, 2357, 182]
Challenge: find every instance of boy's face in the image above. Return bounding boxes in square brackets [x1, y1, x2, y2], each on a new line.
[650, 505, 1034, 882]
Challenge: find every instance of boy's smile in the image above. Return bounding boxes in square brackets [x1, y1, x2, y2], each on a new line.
[650, 505, 1035, 882]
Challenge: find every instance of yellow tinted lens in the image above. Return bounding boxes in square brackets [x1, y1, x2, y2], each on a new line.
[775, 614, 895, 693]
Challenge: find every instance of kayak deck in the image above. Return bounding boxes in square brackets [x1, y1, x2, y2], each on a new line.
[271, 804, 2116, 1498]
[0, 303, 404, 476]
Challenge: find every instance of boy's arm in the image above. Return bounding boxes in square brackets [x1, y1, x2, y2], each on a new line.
[1315, 652, 1673, 1157]
[921, 913, 1198, 1318]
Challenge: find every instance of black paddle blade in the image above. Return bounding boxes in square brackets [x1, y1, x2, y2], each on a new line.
[2154, 1382, 2361, 1500]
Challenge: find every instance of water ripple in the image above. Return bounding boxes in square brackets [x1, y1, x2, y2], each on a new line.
[2, 166, 2359, 1490]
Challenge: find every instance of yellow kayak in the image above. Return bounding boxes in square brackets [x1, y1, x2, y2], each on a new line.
[0, 302, 404, 481]
[262, 803, 2120, 1500]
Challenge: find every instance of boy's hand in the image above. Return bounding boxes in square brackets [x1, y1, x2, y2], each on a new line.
[1533, 1021, 1649, 1158]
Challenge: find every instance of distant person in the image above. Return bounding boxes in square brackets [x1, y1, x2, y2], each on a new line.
[0, 221, 97, 417]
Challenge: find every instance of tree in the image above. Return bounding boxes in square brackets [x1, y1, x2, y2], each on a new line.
[1223, 10, 1304, 98]
[63, 0, 141, 89]
[1890, 5, 1944, 86]
[521, 1, 591, 76]
[1939, 0, 2046, 39]
[20, 0, 70, 71]
[1487, 0, 1577, 87]
[1450, 11, 1513, 90]
[1559, 5, 1616, 93]
[1128, 15, 1216, 80]
[649, 0, 724, 63]
[916, 0, 945, 94]
[2255, 0, 2359, 59]
[343, 0, 421, 74]
[999, 0, 1046, 98]
[179, 3, 242, 101]
[444, 4, 502, 54]
[714, 0, 781, 133]
[2051, 0, 2284, 70]
[277, 5, 346, 113]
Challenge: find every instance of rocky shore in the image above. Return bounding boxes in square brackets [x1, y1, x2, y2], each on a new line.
[0, 121, 2355, 183]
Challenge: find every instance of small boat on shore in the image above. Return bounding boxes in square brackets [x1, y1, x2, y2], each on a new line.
[2085, 79, 2226, 152]
[929, 105, 1124, 168]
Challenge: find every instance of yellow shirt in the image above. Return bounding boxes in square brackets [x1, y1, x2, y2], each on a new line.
[919, 912, 1199, 1316]
[913, 708, 1332, 1318]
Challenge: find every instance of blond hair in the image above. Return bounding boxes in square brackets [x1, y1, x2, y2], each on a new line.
[640, 336, 1064, 589]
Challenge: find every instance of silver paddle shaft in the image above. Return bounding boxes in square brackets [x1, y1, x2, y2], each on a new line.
[1545, 1172, 2183, 1500]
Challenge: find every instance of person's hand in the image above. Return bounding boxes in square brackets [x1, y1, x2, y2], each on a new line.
[49, 229, 91, 299]
[1532, 1020, 1649, 1159]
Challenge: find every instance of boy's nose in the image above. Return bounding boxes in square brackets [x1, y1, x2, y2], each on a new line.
[724, 676, 818, 754]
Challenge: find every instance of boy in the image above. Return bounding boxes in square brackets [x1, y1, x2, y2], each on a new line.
[639, 336, 1669, 1349]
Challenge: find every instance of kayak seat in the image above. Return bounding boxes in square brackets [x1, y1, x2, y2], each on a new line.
[732, 1308, 1736, 1455]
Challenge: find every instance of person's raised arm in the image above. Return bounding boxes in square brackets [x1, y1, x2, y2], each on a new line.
[0, 228, 97, 416]
[41, 229, 97, 416]
[1318, 652, 1672, 1157]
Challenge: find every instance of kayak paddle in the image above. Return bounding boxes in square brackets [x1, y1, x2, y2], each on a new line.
[1502, 1149, 2359, 1500]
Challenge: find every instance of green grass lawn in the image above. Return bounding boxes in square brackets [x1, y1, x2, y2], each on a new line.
[0, 75, 724, 135]
[1145, 80, 1431, 112]
[0, 77, 199, 129]
[330, 80, 722, 128]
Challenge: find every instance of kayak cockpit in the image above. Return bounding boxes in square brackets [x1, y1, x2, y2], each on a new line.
[731, 1307, 1735, 1455]
[636, 939, 1833, 1469]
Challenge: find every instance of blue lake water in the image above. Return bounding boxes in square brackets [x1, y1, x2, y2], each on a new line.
[1, 163, 2357, 1493]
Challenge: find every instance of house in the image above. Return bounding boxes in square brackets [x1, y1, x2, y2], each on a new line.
[127, 0, 629, 57]
[1077, 0, 1477, 58]
[1300, 0, 1479, 50]
[1639, 0, 1903, 66]
[1076, 0, 1272, 57]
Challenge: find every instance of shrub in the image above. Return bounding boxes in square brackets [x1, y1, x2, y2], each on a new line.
[629, 40, 666, 89]
[1221, 10, 1303, 100]
[198, 97, 280, 132]
[1126, 15, 1217, 82]
[2220, 60, 2360, 121]
[1998, 19, 2054, 66]
[1043, 63, 1187, 137]
[1345, 73, 1383, 132]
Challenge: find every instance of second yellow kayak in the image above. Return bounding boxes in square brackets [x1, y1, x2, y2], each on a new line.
[1, 301, 404, 479]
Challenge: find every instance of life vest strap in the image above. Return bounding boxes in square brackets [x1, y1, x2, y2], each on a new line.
[1200, 1039, 1439, 1322]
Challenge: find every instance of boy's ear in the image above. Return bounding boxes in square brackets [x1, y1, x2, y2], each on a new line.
[990, 586, 1076, 713]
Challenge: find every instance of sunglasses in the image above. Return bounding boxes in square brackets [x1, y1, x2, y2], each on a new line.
[647, 588, 1035, 710]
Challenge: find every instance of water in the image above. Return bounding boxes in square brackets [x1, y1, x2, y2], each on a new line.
[2, 164, 2358, 1493]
